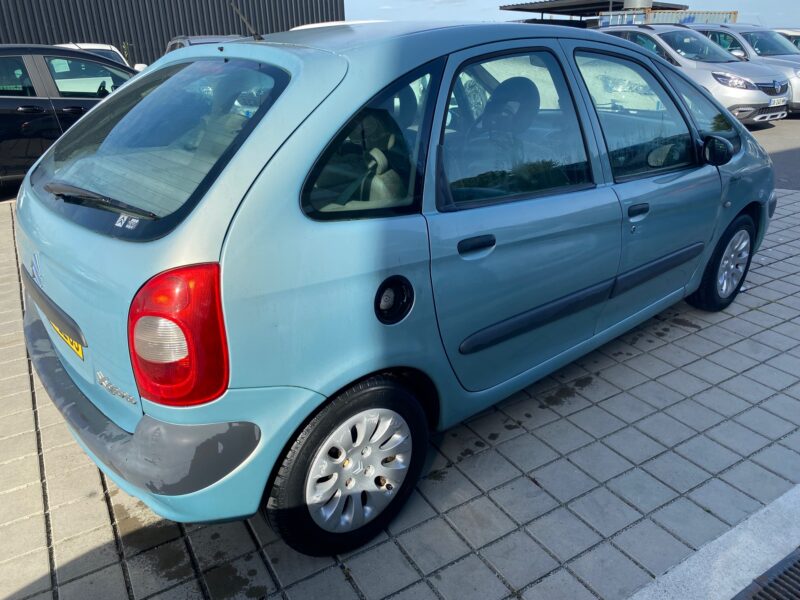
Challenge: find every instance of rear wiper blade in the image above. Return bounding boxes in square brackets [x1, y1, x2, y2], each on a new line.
[44, 181, 157, 220]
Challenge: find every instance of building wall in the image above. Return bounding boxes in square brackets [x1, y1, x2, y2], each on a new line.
[0, 0, 344, 64]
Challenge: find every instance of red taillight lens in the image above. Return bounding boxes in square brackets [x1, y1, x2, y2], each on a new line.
[128, 263, 229, 406]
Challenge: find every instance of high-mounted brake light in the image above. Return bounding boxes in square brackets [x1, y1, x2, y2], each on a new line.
[128, 263, 228, 406]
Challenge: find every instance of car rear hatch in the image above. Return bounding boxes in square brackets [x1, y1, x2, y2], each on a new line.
[16, 43, 347, 433]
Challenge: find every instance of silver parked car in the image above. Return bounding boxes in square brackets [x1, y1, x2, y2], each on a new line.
[776, 28, 800, 50]
[691, 24, 800, 114]
[604, 25, 790, 124]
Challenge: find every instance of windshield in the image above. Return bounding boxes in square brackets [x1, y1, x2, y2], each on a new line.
[659, 30, 738, 63]
[86, 48, 126, 64]
[742, 30, 800, 56]
[32, 58, 289, 239]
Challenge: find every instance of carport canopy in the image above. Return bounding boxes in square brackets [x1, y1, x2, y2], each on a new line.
[500, 0, 688, 17]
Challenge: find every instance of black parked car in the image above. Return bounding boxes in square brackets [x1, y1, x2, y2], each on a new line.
[0, 45, 135, 184]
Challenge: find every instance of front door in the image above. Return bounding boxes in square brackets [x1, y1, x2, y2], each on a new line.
[426, 42, 622, 392]
[566, 44, 722, 330]
[0, 55, 60, 180]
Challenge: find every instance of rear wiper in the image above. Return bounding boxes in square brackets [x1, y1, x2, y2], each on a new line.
[44, 181, 157, 220]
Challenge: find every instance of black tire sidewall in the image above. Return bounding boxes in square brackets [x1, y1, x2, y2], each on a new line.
[698, 214, 756, 311]
[266, 379, 428, 556]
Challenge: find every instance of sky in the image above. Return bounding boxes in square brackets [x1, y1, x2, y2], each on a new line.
[345, 0, 797, 28]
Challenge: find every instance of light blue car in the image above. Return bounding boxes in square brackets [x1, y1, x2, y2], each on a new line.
[16, 22, 775, 555]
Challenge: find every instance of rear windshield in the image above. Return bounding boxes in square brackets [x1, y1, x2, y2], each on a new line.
[32, 58, 289, 240]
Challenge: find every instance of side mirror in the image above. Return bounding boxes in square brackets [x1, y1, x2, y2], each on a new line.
[730, 48, 746, 59]
[133, 63, 147, 72]
[703, 135, 735, 166]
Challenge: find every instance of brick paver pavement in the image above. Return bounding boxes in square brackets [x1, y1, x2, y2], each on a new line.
[3, 191, 800, 600]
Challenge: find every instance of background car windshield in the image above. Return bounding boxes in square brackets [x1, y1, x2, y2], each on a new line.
[659, 31, 737, 63]
[34, 58, 288, 221]
[87, 49, 127, 64]
[742, 31, 800, 56]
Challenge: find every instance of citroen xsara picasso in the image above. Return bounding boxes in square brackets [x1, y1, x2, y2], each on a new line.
[17, 22, 775, 555]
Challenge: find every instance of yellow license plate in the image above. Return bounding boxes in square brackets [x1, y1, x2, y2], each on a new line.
[50, 320, 84, 361]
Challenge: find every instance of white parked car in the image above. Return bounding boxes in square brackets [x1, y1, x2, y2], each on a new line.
[56, 43, 146, 71]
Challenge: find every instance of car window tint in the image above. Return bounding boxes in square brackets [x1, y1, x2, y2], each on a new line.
[575, 51, 693, 180]
[45, 56, 131, 99]
[302, 62, 442, 220]
[0, 56, 35, 97]
[629, 33, 674, 63]
[707, 31, 745, 53]
[441, 51, 592, 207]
[661, 68, 741, 153]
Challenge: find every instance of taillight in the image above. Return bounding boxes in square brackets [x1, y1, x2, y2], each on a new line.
[128, 263, 228, 406]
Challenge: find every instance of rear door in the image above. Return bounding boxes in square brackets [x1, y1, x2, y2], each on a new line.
[426, 41, 622, 392]
[31, 53, 132, 131]
[564, 41, 722, 330]
[0, 54, 60, 180]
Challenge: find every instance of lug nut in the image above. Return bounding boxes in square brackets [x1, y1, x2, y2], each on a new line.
[342, 458, 351, 468]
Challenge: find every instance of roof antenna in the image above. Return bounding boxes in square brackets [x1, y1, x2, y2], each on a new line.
[230, 1, 263, 41]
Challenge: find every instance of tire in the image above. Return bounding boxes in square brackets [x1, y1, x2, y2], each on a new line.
[265, 375, 428, 556]
[687, 214, 755, 312]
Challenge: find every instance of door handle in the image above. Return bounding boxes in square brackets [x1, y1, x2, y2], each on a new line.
[628, 203, 650, 218]
[458, 234, 496, 255]
[16, 105, 44, 114]
[61, 106, 86, 115]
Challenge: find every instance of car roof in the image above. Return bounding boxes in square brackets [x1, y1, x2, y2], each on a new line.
[603, 24, 692, 34]
[689, 23, 767, 33]
[0, 44, 135, 71]
[249, 21, 619, 57]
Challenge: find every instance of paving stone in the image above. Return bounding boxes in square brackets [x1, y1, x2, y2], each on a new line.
[59, 563, 127, 600]
[204, 552, 277, 600]
[531, 459, 596, 503]
[0, 409, 35, 440]
[127, 539, 194, 598]
[0, 431, 38, 464]
[488, 477, 559, 525]
[607, 469, 678, 513]
[397, 517, 469, 575]
[636, 413, 696, 446]
[693, 387, 751, 417]
[761, 394, 800, 425]
[430, 554, 508, 600]
[527, 508, 601, 561]
[629, 381, 684, 410]
[731, 339, 783, 361]
[0, 514, 47, 559]
[542, 386, 592, 416]
[707, 348, 759, 372]
[598, 363, 649, 390]
[0, 482, 43, 525]
[496, 433, 559, 473]
[264, 540, 334, 588]
[500, 395, 560, 431]
[417, 465, 481, 512]
[569, 543, 652, 600]
[744, 364, 798, 391]
[600, 393, 656, 423]
[569, 487, 641, 537]
[481, 531, 558, 589]
[752, 444, 800, 482]
[568, 442, 633, 482]
[286, 566, 358, 600]
[0, 547, 50, 600]
[467, 409, 525, 445]
[682, 359, 736, 386]
[387, 581, 438, 600]
[246, 512, 279, 548]
[456, 448, 521, 491]
[523, 569, 595, 600]
[434, 425, 489, 463]
[46, 466, 103, 509]
[652, 499, 728, 549]
[614, 519, 691, 576]
[657, 371, 710, 398]
[54, 524, 117, 585]
[387, 490, 436, 535]
[666, 399, 725, 431]
[604, 427, 666, 464]
[734, 407, 795, 439]
[570, 375, 622, 404]
[721, 461, 793, 504]
[675, 436, 740, 474]
[719, 375, 775, 404]
[624, 353, 674, 379]
[534, 419, 592, 454]
[348, 543, 420, 600]
[707, 421, 770, 455]
[689, 479, 762, 525]
[781, 430, 800, 453]
[568, 406, 626, 438]
[767, 352, 800, 377]
[150, 580, 204, 600]
[643, 452, 709, 494]
[0, 390, 32, 419]
[448, 496, 516, 549]
[651, 343, 700, 368]
[189, 521, 256, 571]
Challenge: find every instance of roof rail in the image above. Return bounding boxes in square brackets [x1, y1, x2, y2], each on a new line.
[672, 23, 690, 29]
[636, 24, 655, 30]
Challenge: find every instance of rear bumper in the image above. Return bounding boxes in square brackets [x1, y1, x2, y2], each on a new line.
[24, 299, 261, 496]
[24, 297, 327, 522]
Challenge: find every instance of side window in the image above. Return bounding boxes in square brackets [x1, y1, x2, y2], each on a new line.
[45, 56, 131, 99]
[710, 31, 745, 53]
[302, 61, 442, 220]
[441, 51, 592, 207]
[661, 68, 741, 153]
[0, 56, 35, 97]
[575, 51, 694, 180]
[630, 33, 674, 64]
